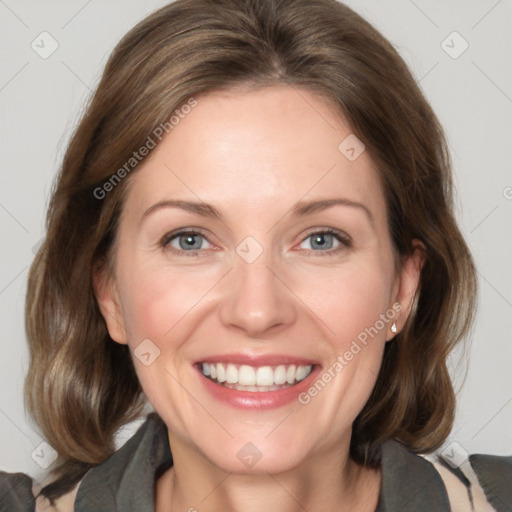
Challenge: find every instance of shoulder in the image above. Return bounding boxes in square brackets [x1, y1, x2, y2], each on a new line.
[0, 470, 80, 512]
[0, 414, 166, 512]
[424, 450, 512, 512]
[0, 471, 35, 511]
[379, 439, 512, 512]
[32, 481, 80, 512]
[468, 452, 512, 512]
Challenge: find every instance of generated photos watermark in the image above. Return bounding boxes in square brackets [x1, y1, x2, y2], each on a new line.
[298, 302, 402, 405]
[93, 97, 198, 200]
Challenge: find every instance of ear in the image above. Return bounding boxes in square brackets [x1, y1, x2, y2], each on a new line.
[386, 239, 426, 341]
[93, 264, 128, 345]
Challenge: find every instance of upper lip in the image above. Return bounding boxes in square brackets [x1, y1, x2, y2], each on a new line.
[196, 353, 319, 367]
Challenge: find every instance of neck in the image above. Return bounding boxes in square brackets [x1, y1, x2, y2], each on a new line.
[155, 437, 381, 512]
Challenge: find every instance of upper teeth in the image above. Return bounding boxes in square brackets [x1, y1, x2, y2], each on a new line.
[201, 363, 313, 386]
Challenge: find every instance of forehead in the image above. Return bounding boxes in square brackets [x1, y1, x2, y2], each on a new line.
[123, 85, 387, 225]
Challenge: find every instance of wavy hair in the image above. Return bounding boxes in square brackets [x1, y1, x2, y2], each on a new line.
[24, 0, 477, 504]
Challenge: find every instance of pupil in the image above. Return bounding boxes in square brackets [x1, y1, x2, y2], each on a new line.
[312, 233, 332, 249]
[180, 234, 200, 250]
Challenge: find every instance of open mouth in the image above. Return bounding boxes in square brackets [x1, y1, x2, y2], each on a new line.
[198, 362, 314, 392]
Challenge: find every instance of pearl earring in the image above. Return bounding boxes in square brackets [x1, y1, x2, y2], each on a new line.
[390, 322, 397, 333]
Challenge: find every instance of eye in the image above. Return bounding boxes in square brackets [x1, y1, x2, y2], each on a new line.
[161, 229, 212, 255]
[297, 228, 351, 256]
[159, 227, 350, 257]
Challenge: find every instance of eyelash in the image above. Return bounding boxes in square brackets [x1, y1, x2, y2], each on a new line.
[160, 227, 351, 258]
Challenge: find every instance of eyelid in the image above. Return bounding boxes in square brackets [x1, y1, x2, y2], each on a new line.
[299, 226, 351, 243]
[160, 227, 210, 245]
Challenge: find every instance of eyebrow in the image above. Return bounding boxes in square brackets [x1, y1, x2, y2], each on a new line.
[291, 198, 373, 225]
[141, 197, 373, 225]
[142, 200, 223, 222]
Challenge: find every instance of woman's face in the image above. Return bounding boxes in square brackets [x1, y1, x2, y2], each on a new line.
[97, 85, 422, 474]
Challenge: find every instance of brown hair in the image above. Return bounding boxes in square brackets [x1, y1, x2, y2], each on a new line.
[25, 0, 477, 504]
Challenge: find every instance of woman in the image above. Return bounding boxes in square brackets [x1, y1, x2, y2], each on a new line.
[1, 0, 510, 510]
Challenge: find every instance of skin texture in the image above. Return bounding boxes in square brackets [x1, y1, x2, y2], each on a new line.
[95, 85, 424, 512]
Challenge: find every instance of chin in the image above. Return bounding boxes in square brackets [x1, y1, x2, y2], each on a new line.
[194, 433, 313, 475]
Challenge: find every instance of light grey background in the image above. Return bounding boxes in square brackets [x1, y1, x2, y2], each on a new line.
[1, 0, 511, 481]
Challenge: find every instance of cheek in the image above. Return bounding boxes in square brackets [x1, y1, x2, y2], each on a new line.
[294, 261, 394, 429]
[115, 265, 210, 416]
[117, 262, 219, 341]
[295, 258, 394, 349]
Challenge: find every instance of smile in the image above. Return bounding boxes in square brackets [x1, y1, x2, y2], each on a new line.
[200, 362, 313, 392]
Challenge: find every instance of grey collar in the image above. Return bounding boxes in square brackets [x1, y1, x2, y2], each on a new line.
[74, 413, 451, 512]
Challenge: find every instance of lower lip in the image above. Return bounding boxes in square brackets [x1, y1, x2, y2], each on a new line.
[196, 365, 321, 409]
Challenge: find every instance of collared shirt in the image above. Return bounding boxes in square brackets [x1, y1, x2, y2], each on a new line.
[1, 413, 511, 511]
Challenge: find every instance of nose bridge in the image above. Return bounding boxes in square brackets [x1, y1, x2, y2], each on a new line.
[218, 239, 296, 336]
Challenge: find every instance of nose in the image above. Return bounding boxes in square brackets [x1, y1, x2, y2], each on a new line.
[218, 249, 297, 338]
